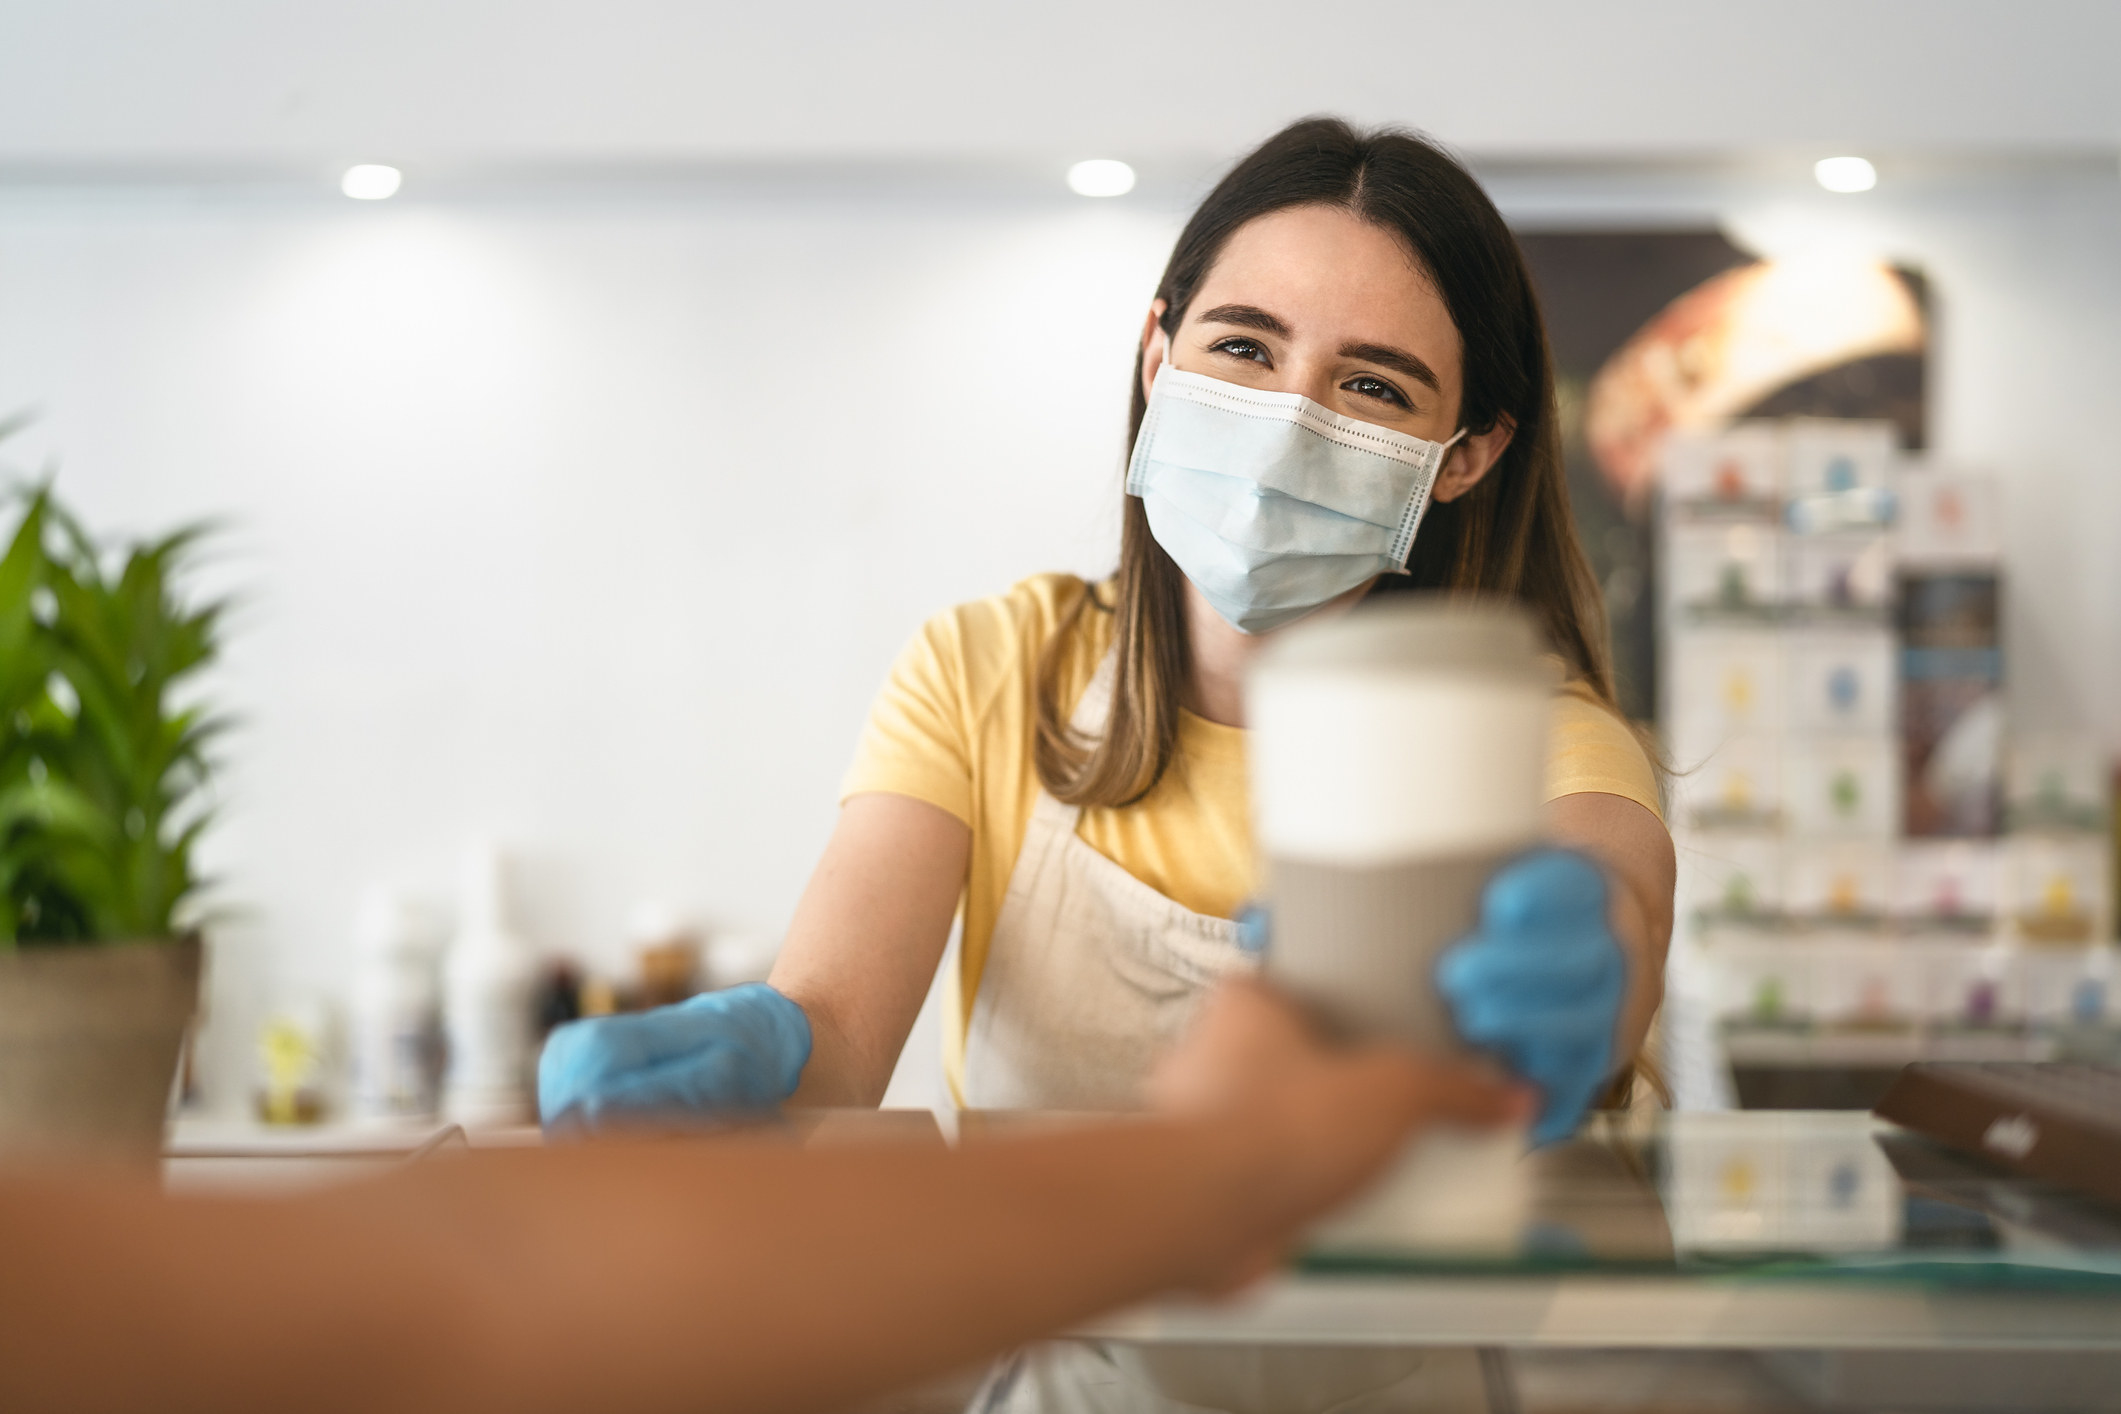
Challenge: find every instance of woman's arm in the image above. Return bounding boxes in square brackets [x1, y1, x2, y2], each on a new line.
[0, 983, 1524, 1414]
[1543, 790, 1676, 1068]
[770, 792, 972, 1106]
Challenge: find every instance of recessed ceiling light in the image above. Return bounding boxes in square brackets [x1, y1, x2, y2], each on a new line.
[341, 164, 403, 200]
[1814, 156, 1877, 194]
[1067, 159, 1136, 198]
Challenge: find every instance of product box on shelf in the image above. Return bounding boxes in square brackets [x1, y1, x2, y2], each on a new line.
[1671, 732, 1783, 832]
[1665, 521, 1785, 619]
[1786, 531, 1893, 615]
[1661, 423, 1785, 509]
[1895, 840, 2001, 933]
[1666, 627, 1784, 764]
[1785, 419, 1898, 498]
[2007, 733, 2113, 834]
[1707, 925, 1813, 1026]
[1784, 840, 1896, 925]
[1896, 468, 2001, 566]
[1932, 941, 2024, 1029]
[1785, 627, 1896, 735]
[2006, 834, 2114, 944]
[1811, 937, 1917, 1029]
[1679, 831, 1785, 922]
[2018, 945, 2114, 1025]
[1664, 1113, 1904, 1252]
[1784, 734, 1901, 838]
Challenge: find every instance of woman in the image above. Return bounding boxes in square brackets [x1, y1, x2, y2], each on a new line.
[540, 117, 1673, 1408]
[546, 116, 1668, 1124]
[542, 116, 1671, 1407]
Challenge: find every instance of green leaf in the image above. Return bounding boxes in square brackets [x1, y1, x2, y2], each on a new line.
[0, 473, 230, 942]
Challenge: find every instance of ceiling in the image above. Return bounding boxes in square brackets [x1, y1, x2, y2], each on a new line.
[3, 0, 2116, 174]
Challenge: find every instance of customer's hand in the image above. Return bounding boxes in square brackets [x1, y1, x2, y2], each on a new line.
[1436, 849, 1627, 1146]
[537, 982, 813, 1134]
[1146, 978, 1528, 1291]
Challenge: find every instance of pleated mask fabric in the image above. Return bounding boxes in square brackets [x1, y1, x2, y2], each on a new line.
[1125, 366, 1464, 634]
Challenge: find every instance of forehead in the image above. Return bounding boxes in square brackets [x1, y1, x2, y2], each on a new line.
[1190, 204, 1461, 369]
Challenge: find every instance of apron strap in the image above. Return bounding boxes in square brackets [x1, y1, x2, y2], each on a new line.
[1068, 649, 1119, 737]
[1032, 648, 1119, 835]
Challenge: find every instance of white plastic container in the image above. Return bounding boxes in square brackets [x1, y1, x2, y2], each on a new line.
[442, 843, 537, 1128]
[349, 888, 445, 1122]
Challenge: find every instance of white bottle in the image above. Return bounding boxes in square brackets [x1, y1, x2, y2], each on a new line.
[349, 888, 444, 1123]
[442, 842, 537, 1127]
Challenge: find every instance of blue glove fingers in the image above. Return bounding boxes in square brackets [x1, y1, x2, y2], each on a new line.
[1480, 850, 1609, 935]
[1451, 990, 1618, 1058]
[1532, 1067, 1609, 1145]
[1435, 848, 1627, 1146]
[539, 1002, 722, 1098]
[584, 983, 797, 1073]
[1437, 927, 1620, 1004]
[573, 1041, 788, 1122]
[537, 983, 812, 1130]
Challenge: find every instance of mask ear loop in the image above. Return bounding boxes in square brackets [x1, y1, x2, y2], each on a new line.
[1434, 426, 1471, 479]
[1386, 428, 1475, 577]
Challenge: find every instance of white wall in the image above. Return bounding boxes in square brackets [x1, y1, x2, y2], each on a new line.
[0, 188, 1184, 1102]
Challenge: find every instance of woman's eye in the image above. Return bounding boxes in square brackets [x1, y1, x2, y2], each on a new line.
[1210, 337, 1270, 365]
[1345, 375, 1410, 409]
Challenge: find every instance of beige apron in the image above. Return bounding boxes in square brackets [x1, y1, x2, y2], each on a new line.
[962, 656, 1486, 1414]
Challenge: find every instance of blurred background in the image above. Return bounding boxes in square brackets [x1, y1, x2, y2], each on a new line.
[1, 1, 2115, 1121]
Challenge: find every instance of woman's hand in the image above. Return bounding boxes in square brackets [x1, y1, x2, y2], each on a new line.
[1146, 977, 1529, 1291]
[537, 983, 813, 1133]
[1435, 849, 1627, 1145]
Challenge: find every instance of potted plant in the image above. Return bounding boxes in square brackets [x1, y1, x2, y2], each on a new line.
[0, 442, 227, 1166]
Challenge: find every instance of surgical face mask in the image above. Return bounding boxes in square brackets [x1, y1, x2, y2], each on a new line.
[1125, 357, 1466, 635]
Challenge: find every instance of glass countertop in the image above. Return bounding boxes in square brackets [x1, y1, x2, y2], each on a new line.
[1301, 1111, 2121, 1290]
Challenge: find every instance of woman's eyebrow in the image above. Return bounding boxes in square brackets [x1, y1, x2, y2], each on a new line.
[1196, 303, 1291, 337]
[1340, 341, 1441, 394]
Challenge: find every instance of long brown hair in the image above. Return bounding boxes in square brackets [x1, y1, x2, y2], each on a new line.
[1035, 117, 1615, 807]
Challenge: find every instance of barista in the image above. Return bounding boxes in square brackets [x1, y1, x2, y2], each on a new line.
[541, 117, 1674, 1142]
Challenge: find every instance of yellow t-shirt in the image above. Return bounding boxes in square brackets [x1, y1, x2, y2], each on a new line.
[840, 573, 1663, 1098]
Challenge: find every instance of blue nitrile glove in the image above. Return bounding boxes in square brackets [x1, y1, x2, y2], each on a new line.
[537, 982, 812, 1133]
[1436, 850, 1627, 1146]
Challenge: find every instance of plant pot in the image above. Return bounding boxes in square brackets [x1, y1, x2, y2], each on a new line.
[0, 937, 202, 1167]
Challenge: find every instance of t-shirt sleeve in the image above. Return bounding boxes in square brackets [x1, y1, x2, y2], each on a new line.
[1545, 683, 1665, 823]
[840, 608, 978, 825]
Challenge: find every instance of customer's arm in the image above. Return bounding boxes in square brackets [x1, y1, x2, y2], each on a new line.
[0, 981, 1524, 1414]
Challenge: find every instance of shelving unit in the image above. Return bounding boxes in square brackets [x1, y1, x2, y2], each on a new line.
[1658, 420, 2117, 1109]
